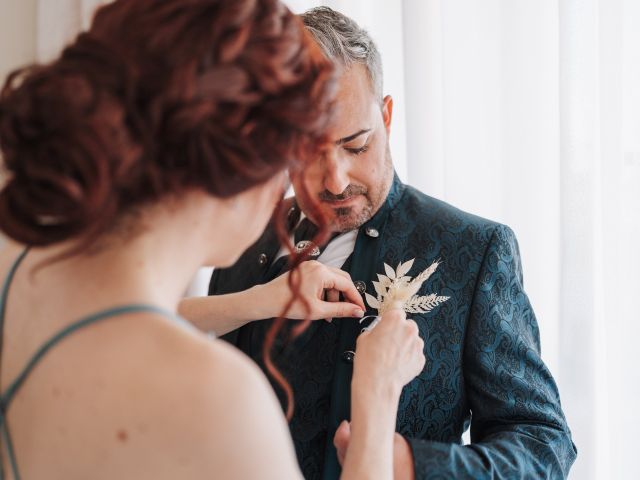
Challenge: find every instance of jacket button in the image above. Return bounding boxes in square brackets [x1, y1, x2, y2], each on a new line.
[354, 280, 366, 294]
[295, 240, 320, 257]
[342, 350, 355, 363]
[258, 253, 268, 265]
[365, 227, 379, 238]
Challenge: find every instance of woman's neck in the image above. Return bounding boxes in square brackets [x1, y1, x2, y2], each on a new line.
[24, 198, 214, 315]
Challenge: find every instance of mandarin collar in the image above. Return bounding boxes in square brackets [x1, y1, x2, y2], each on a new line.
[359, 171, 405, 234]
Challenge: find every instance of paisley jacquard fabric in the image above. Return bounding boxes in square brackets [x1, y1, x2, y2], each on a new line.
[209, 173, 576, 480]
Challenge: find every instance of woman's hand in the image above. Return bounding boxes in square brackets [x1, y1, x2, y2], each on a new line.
[259, 260, 365, 321]
[337, 305, 425, 479]
[178, 261, 365, 336]
[352, 306, 425, 399]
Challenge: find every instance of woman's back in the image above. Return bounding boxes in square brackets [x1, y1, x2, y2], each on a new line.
[0, 243, 301, 479]
[0, 1, 426, 478]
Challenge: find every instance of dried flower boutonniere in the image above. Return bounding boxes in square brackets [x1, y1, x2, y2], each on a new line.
[360, 259, 450, 331]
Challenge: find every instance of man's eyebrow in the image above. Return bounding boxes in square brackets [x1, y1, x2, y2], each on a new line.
[336, 129, 371, 145]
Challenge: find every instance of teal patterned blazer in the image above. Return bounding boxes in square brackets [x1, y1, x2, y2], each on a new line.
[209, 174, 577, 479]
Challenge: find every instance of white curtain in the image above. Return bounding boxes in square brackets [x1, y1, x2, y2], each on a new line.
[289, 2, 640, 478]
[38, 1, 640, 478]
[36, 0, 105, 62]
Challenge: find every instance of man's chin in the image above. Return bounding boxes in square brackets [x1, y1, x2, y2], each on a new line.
[330, 207, 372, 233]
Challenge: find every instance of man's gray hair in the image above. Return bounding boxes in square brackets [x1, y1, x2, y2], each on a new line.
[301, 6, 383, 101]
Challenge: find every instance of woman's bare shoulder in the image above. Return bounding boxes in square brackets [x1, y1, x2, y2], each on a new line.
[100, 323, 303, 479]
[0, 239, 23, 273]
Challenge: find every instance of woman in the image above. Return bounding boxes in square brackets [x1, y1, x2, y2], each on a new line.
[0, 1, 425, 479]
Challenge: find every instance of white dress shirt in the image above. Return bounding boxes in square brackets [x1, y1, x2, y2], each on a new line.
[273, 215, 358, 270]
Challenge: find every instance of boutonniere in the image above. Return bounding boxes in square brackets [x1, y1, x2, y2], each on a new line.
[363, 259, 450, 325]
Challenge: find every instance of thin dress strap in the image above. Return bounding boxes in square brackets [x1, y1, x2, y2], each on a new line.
[0, 249, 186, 480]
[0, 248, 29, 480]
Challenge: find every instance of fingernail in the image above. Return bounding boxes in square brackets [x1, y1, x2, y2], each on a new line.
[353, 309, 365, 317]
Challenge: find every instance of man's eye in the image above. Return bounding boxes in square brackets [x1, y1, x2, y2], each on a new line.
[345, 145, 369, 155]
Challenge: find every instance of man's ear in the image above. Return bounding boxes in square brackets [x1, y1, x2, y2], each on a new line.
[382, 95, 393, 135]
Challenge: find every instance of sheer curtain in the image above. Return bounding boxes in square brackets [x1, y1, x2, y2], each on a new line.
[36, 0, 104, 61]
[39, 1, 640, 478]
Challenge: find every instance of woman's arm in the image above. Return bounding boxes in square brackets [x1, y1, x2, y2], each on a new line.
[179, 260, 365, 336]
[340, 307, 426, 480]
[178, 285, 272, 335]
[200, 313, 420, 480]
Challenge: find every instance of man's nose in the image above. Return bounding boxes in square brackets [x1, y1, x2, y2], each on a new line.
[323, 152, 350, 195]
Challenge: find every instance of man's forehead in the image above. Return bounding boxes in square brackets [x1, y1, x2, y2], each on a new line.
[329, 65, 378, 141]
[335, 64, 374, 100]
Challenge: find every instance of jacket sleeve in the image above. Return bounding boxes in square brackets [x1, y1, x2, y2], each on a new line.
[406, 225, 577, 479]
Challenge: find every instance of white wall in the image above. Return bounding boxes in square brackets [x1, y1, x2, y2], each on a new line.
[0, 0, 37, 246]
[0, 0, 37, 83]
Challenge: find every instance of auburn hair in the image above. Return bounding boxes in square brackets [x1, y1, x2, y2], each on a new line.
[0, 0, 336, 419]
[0, 0, 334, 247]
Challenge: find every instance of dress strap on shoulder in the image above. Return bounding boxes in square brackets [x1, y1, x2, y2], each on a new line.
[0, 248, 30, 341]
[0, 249, 185, 409]
[0, 303, 181, 409]
[0, 248, 31, 480]
[0, 248, 192, 480]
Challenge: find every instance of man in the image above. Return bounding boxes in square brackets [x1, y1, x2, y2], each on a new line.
[208, 7, 576, 479]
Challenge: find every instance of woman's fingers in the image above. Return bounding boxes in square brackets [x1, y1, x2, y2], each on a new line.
[326, 288, 340, 301]
[324, 289, 340, 322]
[320, 300, 365, 320]
[329, 267, 355, 283]
[321, 270, 365, 311]
[353, 307, 426, 390]
[279, 261, 366, 320]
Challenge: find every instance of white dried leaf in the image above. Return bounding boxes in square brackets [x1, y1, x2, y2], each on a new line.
[410, 261, 439, 288]
[401, 261, 440, 300]
[370, 258, 449, 317]
[372, 280, 387, 297]
[405, 294, 450, 313]
[384, 263, 396, 279]
[376, 274, 391, 288]
[396, 259, 414, 278]
[365, 292, 381, 309]
[379, 277, 391, 289]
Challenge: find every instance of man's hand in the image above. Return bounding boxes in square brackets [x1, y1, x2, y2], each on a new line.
[333, 420, 416, 480]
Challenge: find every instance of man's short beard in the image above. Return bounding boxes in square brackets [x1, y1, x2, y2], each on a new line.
[332, 202, 375, 232]
[330, 145, 394, 233]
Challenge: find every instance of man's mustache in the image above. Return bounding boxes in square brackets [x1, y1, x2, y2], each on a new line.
[318, 185, 367, 202]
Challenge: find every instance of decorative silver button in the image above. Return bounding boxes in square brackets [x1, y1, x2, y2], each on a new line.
[342, 350, 355, 363]
[258, 253, 268, 265]
[354, 280, 366, 294]
[295, 240, 320, 257]
[365, 227, 379, 238]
